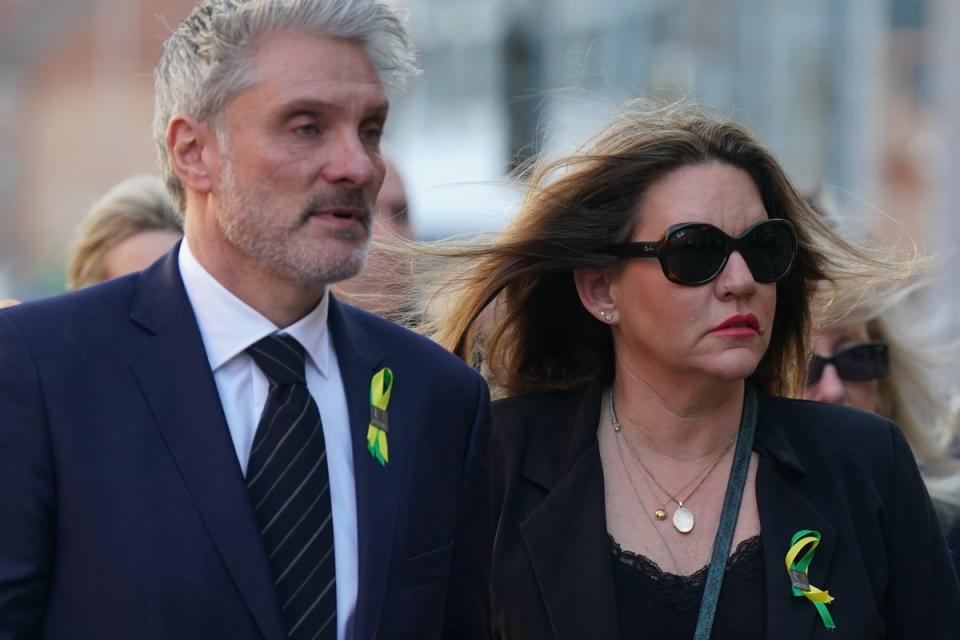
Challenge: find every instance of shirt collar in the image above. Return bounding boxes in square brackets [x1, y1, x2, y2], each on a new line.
[178, 240, 330, 376]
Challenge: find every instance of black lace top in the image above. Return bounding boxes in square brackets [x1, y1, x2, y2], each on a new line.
[610, 534, 766, 639]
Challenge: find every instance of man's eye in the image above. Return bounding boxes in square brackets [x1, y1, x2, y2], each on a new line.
[294, 123, 319, 136]
[362, 126, 383, 143]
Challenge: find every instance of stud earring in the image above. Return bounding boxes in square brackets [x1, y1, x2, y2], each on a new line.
[600, 310, 614, 322]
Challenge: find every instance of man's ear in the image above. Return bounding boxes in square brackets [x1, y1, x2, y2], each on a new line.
[573, 266, 619, 324]
[167, 115, 218, 196]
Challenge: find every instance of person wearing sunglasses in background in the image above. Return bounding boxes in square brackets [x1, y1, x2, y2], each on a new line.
[417, 102, 959, 638]
[806, 337, 889, 411]
[803, 230, 960, 579]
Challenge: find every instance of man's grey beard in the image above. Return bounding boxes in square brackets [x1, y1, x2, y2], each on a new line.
[217, 164, 373, 288]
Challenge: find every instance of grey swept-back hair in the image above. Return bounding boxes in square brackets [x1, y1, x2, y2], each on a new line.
[153, 0, 419, 213]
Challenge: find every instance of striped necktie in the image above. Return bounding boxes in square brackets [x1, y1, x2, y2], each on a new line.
[246, 333, 337, 640]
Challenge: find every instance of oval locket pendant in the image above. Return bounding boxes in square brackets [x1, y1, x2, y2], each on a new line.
[672, 505, 695, 533]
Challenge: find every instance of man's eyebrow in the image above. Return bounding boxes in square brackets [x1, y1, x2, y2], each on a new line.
[278, 99, 390, 119]
[365, 102, 390, 119]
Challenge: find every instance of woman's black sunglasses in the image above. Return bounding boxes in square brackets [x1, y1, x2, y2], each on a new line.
[605, 218, 798, 286]
[807, 341, 890, 385]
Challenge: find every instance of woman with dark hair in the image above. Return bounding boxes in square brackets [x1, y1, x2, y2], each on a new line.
[424, 102, 959, 638]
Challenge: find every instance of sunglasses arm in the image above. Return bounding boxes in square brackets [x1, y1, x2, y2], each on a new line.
[605, 241, 661, 258]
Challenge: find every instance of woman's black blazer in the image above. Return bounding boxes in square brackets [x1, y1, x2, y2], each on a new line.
[489, 385, 960, 639]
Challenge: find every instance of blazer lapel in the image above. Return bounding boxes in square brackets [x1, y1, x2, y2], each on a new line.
[755, 397, 837, 640]
[127, 248, 286, 640]
[517, 385, 620, 640]
[327, 299, 404, 640]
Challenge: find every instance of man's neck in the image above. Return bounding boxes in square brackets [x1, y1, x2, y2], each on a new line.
[184, 230, 324, 329]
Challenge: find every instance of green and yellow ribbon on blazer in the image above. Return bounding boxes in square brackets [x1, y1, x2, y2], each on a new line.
[366, 367, 394, 466]
[785, 529, 836, 630]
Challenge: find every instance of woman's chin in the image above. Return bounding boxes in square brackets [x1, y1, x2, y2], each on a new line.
[701, 357, 762, 383]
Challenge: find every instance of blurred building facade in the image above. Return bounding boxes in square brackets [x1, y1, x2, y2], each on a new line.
[0, 0, 195, 295]
[0, 0, 957, 331]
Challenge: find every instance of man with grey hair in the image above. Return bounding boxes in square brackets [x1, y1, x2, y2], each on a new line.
[0, 1, 491, 639]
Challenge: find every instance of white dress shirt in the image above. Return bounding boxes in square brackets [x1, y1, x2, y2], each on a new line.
[179, 241, 357, 639]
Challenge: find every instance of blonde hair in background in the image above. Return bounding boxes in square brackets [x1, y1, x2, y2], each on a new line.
[408, 100, 924, 400]
[818, 278, 960, 519]
[67, 175, 182, 290]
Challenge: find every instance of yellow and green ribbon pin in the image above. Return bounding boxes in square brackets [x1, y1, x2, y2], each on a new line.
[785, 529, 836, 630]
[366, 367, 394, 466]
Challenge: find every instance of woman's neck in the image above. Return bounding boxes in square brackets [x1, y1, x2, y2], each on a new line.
[611, 366, 745, 462]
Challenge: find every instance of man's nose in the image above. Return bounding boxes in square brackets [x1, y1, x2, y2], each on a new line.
[322, 130, 379, 188]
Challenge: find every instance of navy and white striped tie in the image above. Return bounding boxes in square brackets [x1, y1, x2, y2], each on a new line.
[246, 333, 336, 640]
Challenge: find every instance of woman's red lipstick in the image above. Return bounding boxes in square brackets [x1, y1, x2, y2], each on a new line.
[710, 313, 760, 336]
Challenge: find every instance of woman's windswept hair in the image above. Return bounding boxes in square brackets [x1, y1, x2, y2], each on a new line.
[419, 101, 922, 399]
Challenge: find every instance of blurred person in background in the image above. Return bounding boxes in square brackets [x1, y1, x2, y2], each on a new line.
[0, 1, 491, 639]
[803, 225, 960, 576]
[373, 154, 413, 239]
[422, 101, 959, 638]
[67, 174, 182, 289]
[333, 154, 414, 317]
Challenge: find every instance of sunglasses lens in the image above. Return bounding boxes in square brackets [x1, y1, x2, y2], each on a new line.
[661, 225, 728, 284]
[740, 220, 797, 283]
[807, 356, 827, 385]
[807, 343, 890, 386]
[835, 343, 889, 381]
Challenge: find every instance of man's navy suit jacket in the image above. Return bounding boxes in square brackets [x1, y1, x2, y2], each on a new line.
[0, 249, 491, 639]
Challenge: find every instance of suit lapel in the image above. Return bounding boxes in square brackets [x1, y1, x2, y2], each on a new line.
[327, 299, 404, 640]
[517, 385, 620, 640]
[127, 248, 286, 640]
[755, 397, 837, 640]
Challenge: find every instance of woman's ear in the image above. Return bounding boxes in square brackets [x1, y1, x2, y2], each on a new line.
[574, 267, 618, 324]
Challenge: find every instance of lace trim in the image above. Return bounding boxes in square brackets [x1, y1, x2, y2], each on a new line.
[610, 534, 763, 596]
